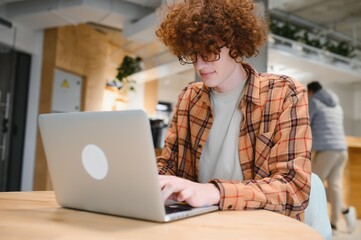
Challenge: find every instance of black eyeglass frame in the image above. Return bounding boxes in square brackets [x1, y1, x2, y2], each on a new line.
[178, 44, 227, 65]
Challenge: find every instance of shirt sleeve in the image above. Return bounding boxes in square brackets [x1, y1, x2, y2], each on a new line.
[211, 86, 312, 221]
[156, 88, 186, 175]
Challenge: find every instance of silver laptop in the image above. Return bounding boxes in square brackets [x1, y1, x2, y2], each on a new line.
[38, 109, 218, 222]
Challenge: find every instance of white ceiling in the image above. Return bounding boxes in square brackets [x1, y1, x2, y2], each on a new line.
[1, 0, 359, 44]
[0, 0, 360, 88]
[0, 0, 155, 30]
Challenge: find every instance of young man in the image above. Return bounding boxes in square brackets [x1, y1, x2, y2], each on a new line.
[308, 81, 356, 232]
[155, 0, 312, 221]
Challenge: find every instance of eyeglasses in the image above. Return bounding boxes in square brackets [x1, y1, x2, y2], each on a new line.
[178, 44, 226, 65]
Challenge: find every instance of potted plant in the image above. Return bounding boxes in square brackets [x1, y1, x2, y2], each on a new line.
[107, 55, 143, 93]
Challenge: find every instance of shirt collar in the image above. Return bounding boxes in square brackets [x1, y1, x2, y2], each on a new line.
[242, 63, 261, 106]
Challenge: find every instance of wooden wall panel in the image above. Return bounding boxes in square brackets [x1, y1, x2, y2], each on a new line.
[346, 147, 361, 219]
[343, 136, 361, 219]
[33, 28, 58, 190]
[56, 24, 124, 111]
[144, 80, 158, 116]
[34, 24, 125, 190]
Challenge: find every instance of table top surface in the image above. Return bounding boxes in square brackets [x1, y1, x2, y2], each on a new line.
[347, 136, 361, 148]
[0, 191, 322, 240]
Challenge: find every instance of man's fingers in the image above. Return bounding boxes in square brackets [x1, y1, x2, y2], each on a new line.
[159, 175, 176, 189]
[176, 187, 193, 203]
[158, 175, 220, 207]
[161, 183, 175, 201]
[158, 175, 197, 205]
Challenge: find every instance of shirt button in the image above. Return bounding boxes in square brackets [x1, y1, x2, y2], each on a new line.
[227, 205, 233, 209]
[198, 144, 202, 149]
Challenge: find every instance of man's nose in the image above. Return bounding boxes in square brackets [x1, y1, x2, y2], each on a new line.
[194, 55, 208, 69]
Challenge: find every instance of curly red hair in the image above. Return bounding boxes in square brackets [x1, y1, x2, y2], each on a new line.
[155, 0, 268, 61]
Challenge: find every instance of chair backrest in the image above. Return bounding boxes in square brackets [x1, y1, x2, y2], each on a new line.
[304, 173, 332, 240]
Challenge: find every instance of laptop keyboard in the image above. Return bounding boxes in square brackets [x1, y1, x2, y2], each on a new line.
[165, 202, 194, 214]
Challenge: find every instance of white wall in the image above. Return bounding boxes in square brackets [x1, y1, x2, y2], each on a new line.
[0, 23, 44, 191]
[20, 31, 43, 191]
[158, 87, 180, 109]
[158, 76, 190, 110]
[127, 82, 145, 110]
[157, 70, 195, 110]
[0, 24, 40, 54]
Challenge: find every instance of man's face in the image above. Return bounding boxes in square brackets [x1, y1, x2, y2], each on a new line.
[193, 47, 242, 93]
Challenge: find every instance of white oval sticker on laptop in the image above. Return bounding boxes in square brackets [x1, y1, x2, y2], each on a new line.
[81, 144, 109, 180]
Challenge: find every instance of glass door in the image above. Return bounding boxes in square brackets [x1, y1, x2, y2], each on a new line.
[0, 42, 31, 191]
[0, 44, 14, 191]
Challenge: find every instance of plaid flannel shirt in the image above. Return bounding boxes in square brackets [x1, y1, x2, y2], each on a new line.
[157, 63, 312, 221]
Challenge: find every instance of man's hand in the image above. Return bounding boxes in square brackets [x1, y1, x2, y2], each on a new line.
[159, 175, 220, 207]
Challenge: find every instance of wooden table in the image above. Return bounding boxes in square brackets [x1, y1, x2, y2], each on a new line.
[345, 136, 361, 218]
[0, 191, 322, 239]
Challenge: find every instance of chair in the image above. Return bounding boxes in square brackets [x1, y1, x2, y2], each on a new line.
[304, 173, 332, 240]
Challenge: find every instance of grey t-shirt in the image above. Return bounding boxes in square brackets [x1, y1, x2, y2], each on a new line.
[198, 81, 246, 183]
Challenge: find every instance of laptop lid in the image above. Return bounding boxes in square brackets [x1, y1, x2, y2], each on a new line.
[38, 110, 218, 222]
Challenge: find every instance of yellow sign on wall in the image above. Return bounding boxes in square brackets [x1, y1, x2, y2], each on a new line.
[51, 69, 82, 112]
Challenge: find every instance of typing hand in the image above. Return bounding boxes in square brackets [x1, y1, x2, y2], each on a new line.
[159, 175, 220, 207]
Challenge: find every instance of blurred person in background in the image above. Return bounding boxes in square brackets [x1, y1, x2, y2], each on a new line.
[307, 81, 357, 233]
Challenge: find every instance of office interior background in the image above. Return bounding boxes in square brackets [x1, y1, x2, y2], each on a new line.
[0, 0, 360, 209]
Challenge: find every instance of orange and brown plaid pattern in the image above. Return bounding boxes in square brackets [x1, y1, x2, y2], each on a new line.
[157, 63, 312, 221]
